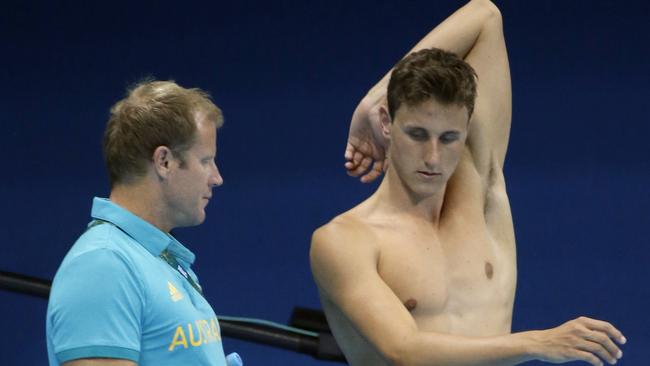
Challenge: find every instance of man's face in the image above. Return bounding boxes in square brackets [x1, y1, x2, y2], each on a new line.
[387, 98, 469, 199]
[163, 117, 223, 229]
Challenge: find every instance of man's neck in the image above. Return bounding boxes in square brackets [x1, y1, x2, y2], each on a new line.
[109, 180, 172, 233]
[372, 168, 447, 225]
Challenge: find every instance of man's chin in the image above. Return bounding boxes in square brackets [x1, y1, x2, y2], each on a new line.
[174, 212, 206, 229]
[411, 183, 443, 198]
[195, 212, 206, 225]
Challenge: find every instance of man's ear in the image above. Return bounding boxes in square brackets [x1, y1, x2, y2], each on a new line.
[379, 105, 392, 140]
[152, 146, 173, 179]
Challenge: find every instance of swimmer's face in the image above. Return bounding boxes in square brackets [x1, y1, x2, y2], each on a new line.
[385, 98, 468, 198]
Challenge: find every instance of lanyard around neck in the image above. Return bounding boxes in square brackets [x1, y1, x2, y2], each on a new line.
[87, 219, 204, 296]
[159, 249, 204, 296]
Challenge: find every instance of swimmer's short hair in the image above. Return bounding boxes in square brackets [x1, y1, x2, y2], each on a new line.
[387, 48, 478, 121]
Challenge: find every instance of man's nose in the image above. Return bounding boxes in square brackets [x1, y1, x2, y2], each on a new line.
[424, 139, 440, 167]
[210, 164, 224, 187]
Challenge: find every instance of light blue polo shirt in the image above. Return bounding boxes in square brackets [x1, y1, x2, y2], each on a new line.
[46, 197, 227, 366]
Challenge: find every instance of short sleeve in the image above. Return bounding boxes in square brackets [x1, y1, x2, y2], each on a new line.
[47, 248, 144, 364]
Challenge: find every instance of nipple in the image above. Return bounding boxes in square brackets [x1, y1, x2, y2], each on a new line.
[485, 261, 494, 279]
[404, 298, 417, 311]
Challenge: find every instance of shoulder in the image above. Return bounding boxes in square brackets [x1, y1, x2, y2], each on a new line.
[66, 223, 149, 268]
[54, 226, 148, 295]
[311, 209, 377, 255]
[53, 246, 144, 297]
[49, 240, 147, 328]
[310, 211, 380, 286]
[313, 212, 358, 243]
[72, 222, 127, 252]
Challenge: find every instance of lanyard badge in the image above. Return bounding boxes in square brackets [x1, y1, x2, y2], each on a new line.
[160, 249, 204, 296]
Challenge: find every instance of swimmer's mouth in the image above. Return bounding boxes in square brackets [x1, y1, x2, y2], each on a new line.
[417, 170, 441, 177]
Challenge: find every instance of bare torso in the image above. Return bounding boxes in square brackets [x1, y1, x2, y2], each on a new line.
[319, 149, 516, 365]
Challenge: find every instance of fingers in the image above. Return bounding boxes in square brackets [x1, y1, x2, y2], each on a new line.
[345, 142, 387, 181]
[345, 155, 371, 176]
[354, 151, 364, 165]
[344, 146, 365, 177]
[360, 161, 384, 183]
[347, 159, 385, 183]
[572, 349, 604, 366]
[347, 158, 386, 182]
[539, 318, 626, 366]
[583, 330, 623, 363]
[354, 157, 373, 176]
[344, 140, 366, 165]
[572, 317, 625, 365]
[579, 338, 619, 365]
[580, 317, 626, 345]
[344, 144, 354, 161]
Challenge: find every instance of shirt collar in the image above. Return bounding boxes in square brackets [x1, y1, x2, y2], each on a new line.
[90, 197, 196, 266]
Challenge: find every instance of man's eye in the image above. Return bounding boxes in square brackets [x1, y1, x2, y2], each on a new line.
[440, 133, 459, 144]
[408, 130, 428, 141]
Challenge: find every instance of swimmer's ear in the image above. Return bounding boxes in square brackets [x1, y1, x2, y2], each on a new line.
[379, 105, 391, 140]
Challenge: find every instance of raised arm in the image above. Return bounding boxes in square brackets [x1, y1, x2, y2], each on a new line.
[310, 225, 625, 366]
[346, 0, 511, 182]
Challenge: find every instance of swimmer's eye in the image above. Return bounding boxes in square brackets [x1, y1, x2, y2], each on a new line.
[440, 131, 460, 144]
[406, 128, 429, 141]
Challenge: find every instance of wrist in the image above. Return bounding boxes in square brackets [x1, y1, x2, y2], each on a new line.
[512, 330, 543, 362]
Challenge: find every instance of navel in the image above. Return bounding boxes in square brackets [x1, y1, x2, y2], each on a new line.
[485, 261, 494, 279]
[404, 298, 417, 311]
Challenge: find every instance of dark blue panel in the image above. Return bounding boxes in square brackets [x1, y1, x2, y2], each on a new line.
[1, 1, 648, 365]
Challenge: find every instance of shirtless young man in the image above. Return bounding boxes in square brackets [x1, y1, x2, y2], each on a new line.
[310, 1, 626, 366]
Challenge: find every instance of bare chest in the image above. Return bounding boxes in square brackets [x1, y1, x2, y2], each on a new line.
[376, 221, 516, 334]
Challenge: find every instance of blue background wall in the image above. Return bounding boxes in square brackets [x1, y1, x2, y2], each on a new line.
[1, 1, 648, 365]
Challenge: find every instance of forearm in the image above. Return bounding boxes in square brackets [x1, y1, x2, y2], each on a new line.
[372, 0, 501, 91]
[391, 330, 538, 366]
[410, 0, 500, 60]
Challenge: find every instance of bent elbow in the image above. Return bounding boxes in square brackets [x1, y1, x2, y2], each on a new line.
[472, 0, 503, 24]
[388, 355, 413, 366]
[382, 338, 428, 366]
[384, 350, 410, 366]
[383, 337, 447, 366]
[485, 0, 504, 24]
[385, 353, 424, 366]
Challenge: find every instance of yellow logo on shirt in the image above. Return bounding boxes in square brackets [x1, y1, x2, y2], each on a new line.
[168, 318, 221, 351]
[168, 281, 183, 302]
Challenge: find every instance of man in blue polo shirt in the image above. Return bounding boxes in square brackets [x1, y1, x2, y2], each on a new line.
[47, 80, 232, 366]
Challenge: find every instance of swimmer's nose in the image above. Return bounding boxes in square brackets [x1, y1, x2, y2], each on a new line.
[424, 139, 440, 167]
